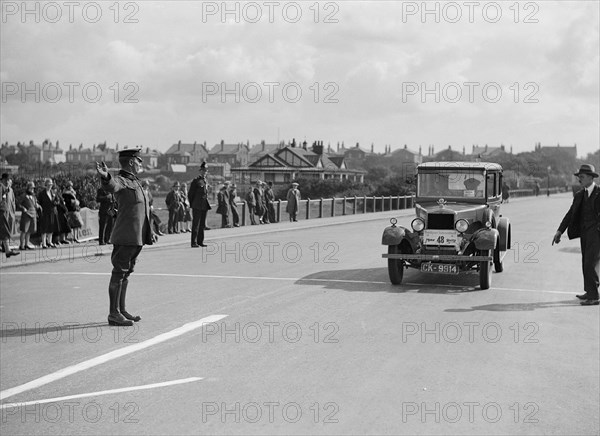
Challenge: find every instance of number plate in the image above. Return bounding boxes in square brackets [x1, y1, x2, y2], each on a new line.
[421, 263, 459, 274]
[423, 230, 459, 246]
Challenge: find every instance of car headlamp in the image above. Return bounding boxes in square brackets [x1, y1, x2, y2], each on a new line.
[390, 217, 397, 226]
[411, 218, 425, 232]
[455, 219, 469, 233]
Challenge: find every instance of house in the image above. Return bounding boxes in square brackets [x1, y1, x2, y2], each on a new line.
[470, 144, 509, 159]
[165, 141, 209, 166]
[209, 140, 250, 167]
[535, 142, 577, 159]
[231, 140, 366, 188]
[249, 140, 286, 161]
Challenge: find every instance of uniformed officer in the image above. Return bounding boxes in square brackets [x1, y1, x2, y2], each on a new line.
[553, 164, 600, 306]
[188, 161, 211, 247]
[96, 149, 154, 326]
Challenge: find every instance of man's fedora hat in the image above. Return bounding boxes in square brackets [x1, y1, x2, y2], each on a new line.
[574, 164, 599, 178]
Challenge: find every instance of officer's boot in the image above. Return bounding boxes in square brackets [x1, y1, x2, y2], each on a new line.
[119, 279, 141, 322]
[108, 280, 133, 326]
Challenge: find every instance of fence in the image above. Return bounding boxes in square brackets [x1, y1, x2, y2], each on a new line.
[236, 195, 415, 226]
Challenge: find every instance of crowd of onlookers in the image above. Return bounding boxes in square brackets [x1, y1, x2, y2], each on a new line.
[1, 173, 84, 257]
[1, 170, 304, 258]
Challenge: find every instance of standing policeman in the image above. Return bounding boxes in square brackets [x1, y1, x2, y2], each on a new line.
[188, 161, 211, 248]
[96, 148, 154, 326]
[553, 164, 600, 306]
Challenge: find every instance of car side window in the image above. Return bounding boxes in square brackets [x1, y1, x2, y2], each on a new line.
[486, 173, 496, 198]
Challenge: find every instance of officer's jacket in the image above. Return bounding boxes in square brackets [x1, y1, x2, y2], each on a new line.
[188, 177, 212, 211]
[101, 170, 153, 246]
[558, 185, 600, 239]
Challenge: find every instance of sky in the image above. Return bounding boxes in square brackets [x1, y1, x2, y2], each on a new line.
[1, 1, 599, 158]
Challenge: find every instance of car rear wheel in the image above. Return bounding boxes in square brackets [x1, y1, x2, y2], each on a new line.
[388, 245, 404, 285]
[479, 249, 492, 290]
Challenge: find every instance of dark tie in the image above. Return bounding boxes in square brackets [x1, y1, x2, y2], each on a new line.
[584, 189, 589, 201]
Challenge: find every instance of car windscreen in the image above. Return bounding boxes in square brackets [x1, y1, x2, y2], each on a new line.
[418, 170, 486, 198]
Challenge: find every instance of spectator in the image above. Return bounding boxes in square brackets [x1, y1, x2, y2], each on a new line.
[166, 182, 181, 234]
[253, 181, 266, 224]
[53, 185, 71, 245]
[96, 185, 116, 245]
[286, 182, 301, 222]
[38, 178, 58, 248]
[18, 181, 41, 250]
[245, 186, 257, 225]
[179, 183, 192, 232]
[217, 185, 231, 228]
[229, 183, 240, 227]
[142, 180, 164, 236]
[62, 181, 83, 242]
[0, 173, 19, 257]
[265, 181, 277, 223]
[187, 162, 211, 248]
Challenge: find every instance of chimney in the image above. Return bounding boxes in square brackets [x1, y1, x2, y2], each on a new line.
[30, 140, 34, 146]
[146, 147, 150, 154]
[93, 144, 96, 151]
[404, 144, 407, 150]
[371, 143, 374, 153]
[312, 141, 323, 155]
[302, 140, 307, 150]
[69, 144, 72, 150]
[291, 138, 296, 148]
[56, 140, 59, 150]
[463, 146, 465, 155]
[485, 144, 488, 152]
[419, 145, 422, 156]
[79, 144, 82, 150]
[116, 143, 119, 151]
[355, 142, 359, 149]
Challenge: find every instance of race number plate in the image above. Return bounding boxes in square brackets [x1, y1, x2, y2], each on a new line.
[423, 230, 459, 246]
[421, 263, 459, 274]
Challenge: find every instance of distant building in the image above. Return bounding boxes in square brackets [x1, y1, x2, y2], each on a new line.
[209, 140, 250, 166]
[249, 140, 286, 161]
[231, 140, 366, 188]
[535, 142, 577, 159]
[165, 141, 209, 166]
[470, 144, 509, 159]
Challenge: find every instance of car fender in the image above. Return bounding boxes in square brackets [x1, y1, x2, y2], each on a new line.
[382, 225, 406, 245]
[497, 217, 511, 251]
[472, 228, 499, 250]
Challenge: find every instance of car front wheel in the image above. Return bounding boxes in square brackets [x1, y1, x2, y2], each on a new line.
[388, 245, 404, 285]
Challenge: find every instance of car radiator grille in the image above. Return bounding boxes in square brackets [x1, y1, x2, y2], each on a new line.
[427, 214, 454, 230]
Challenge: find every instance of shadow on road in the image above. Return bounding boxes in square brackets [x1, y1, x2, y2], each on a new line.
[0, 322, 108, 339]
[296, 268, 486, 294]
[445, 299, 580, 312]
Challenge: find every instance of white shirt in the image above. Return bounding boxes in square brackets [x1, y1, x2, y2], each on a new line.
[586, 182, 596, 197]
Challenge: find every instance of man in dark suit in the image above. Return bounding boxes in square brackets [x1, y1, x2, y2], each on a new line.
[96, 186, 115, 245]
[553, 164, 600, 306]
[188, 162, 211, 247]
[165, 182, 181, 234]
[96, 148, 155, 326]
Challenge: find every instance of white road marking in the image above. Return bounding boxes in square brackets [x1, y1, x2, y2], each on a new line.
[0, 377, 203, 409]
[0, 314, 227, 401]
[3, 271, 576, 295]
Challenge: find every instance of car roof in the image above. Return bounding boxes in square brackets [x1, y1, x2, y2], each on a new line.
[418, 161, 503, 171]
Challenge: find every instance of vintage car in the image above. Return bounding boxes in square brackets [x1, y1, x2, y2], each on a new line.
[382, 162, 511, 289]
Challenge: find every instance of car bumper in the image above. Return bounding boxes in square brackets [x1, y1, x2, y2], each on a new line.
[382, 253, 493, 261]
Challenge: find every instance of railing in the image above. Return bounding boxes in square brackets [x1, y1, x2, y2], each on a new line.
[236, 195, 415, 226]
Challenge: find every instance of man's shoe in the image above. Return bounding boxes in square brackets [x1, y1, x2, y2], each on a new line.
[580, 299, 600, 306]
[121, 311, 141, 322]
[157, 231, 165, 236]
[108, 313, 134, 326]
[99, 242, 106, 246]
[199, 244, 207, 247]
[204, 227, 211, 230]
[6, 250, 20, 258]
[576, 293, 589, 300]
[191, 244, 199, 248]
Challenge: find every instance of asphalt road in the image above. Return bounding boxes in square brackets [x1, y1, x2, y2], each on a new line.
[0, 193, 598, 435]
